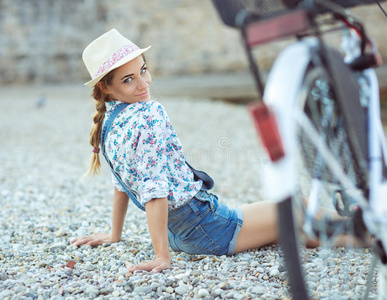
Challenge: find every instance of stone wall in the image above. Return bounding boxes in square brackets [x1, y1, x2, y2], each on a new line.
[0, 0, 385, 85]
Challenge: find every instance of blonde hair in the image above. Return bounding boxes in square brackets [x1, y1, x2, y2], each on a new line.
[85, 71, 115, 176]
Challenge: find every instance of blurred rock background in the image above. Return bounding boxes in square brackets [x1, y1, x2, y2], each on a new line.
[0, 0, 386, 99]
[0, 0, 246, 85]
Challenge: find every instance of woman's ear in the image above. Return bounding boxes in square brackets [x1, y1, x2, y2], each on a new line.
[97, 81, 110, 95]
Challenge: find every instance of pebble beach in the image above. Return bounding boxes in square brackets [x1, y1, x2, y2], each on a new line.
[0, 84, 379, 299]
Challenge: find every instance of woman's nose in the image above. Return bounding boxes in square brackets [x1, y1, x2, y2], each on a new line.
[137, 77, 148, 90]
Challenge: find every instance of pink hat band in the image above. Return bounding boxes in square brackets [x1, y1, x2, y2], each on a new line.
[93, 43, 140, 78]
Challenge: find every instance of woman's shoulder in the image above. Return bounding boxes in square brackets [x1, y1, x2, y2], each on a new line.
[138, 100, 168, 119]
[142, 99, 165, 111]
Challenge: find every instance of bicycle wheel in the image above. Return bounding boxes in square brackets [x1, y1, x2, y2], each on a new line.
[278, 48, 373, 299]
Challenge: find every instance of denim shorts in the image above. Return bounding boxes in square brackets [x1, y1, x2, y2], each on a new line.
[167, 191, 243, 256]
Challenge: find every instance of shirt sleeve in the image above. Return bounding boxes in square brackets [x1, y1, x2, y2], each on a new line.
[131, 103, 170, 205]
[112, 174, 125, 192]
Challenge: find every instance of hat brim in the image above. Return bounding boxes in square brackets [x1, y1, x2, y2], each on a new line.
[84, 46, 151, 87]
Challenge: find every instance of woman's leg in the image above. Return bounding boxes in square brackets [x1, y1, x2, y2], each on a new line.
[234, 201, 279, 253]
[233, 200, 369, 254]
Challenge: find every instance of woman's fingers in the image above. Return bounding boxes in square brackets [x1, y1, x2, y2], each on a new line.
[71, 236, 92, 246]
[70, 233, 111, 246]
[128, 257, 171, 273]
[128, 262, 153, 272]
[85, 238, 104, 246]
[151, 263, 169, 273]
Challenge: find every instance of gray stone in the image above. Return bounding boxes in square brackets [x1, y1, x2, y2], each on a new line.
[212, 288, 224, 297]
[49, 242, 67, 251]
[85, 286, 99, 295]
[84, 263, 95, 271]
[134, 286, 152, 294]
[269, 267, 280, 277]
[100, 288, 113, 295]
[14, 285, 27, 293]
[0, 272, 8, 281]
[165, 279, 174, 286]
[151, 282, 160, 291]
[175, 284, 189, 295]
[198, 288, 210, 298]
[191, 270, 201, 277]
[40, 281, 54, 288]
[0, 290, 12, 299]
[251, 286, 265, 295]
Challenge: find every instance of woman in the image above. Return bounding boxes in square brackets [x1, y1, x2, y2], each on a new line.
[71, 28, 278, 273]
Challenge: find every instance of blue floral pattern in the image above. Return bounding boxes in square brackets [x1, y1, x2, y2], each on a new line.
[103, 100, 202, 209]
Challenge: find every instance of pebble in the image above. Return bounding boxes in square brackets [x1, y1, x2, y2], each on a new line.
[198, 288, 210, 298]
[49, 242, 67, 251]
[0, 291, 12, 299]
[112, 290, 120, 297]
[0, 273, 8, 281]
[212, 288, 224, 296]
[84, 263, 95, 271]
[175, 283, 189, 295]
[134, 286, 152, 294]
[251, 286, 265, 295]
[85, 286, 99, 295]
[40, 281, 54, 288]
[0, 94, 380, 300]
[269, 267, 280, 277]
[191, 270, 201, 277]
[100, 287, 112, 295]
[217, 281, 227, 289]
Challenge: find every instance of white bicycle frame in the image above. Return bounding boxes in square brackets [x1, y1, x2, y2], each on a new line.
[261, 34, 387, 253]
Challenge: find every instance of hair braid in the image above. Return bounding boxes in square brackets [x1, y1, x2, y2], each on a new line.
[85, 71, 115, 176]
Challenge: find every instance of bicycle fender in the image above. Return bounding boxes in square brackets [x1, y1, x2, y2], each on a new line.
[260, 38, 318, 202]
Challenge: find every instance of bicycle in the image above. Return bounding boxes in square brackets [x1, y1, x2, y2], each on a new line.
[212, 0, 387, 298]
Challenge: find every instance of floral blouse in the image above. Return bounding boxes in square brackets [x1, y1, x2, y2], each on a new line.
[103, 100, 203, 210]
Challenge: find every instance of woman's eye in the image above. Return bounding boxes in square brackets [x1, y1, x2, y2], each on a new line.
[141, 67, 147, 75]
[124, 77, 133, 83]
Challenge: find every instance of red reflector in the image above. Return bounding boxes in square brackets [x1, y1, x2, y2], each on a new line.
[248, 101, 285, 162]
[246, 9, 309, 47]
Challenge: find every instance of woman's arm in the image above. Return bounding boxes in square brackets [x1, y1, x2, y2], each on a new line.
[71, 187, 129, 246]
[110, 188, 129, 241]
[128, 197, 171, 273]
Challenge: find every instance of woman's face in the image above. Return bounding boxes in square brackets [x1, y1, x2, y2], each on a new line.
[100, 55, 152, 103]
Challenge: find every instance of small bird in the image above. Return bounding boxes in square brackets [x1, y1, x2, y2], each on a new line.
[36, 95, 46, 108]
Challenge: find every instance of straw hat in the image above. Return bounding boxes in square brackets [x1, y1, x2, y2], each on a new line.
[82, 29, 151, 87]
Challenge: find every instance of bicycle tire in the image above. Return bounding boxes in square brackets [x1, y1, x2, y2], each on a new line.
[322, 47, 368, 185]
[278, 48, 372, 299]
[278, 198, 309, 300]
[378, 263, 387, 300]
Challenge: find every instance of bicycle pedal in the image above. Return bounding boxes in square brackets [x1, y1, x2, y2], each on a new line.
[335, 190, 360, 216]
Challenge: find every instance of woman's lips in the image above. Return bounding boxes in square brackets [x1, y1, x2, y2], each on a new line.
[136, 91, 149, 97]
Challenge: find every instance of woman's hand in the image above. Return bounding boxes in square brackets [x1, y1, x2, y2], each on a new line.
[128, 256, 171, 273]
[71, 233, 117, 246]
[71, 189, 129, 247]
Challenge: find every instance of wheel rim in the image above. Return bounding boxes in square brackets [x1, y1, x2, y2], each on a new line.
[284, 65, 374, 299]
